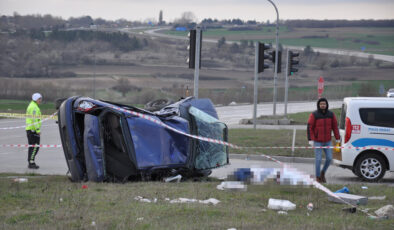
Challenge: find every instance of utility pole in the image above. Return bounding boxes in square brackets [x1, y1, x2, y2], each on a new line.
[267, 0, 279, 116]
[253, 42, 259, 129]
[93, 24, 97, 99]
[284, 49, 289, 116]
[194, 27, 201, 98]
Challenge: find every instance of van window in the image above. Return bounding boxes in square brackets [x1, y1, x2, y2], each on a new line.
[339, 103, 347, 129]
[359, 108, 394, 128]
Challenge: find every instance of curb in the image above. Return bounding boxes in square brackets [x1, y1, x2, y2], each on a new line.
[230, 153, 315, 164]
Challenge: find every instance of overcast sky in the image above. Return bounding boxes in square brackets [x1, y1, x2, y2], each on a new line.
[1, 0, 393, 22]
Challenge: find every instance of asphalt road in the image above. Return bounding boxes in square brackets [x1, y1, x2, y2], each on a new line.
[216, 100, 342, 126]
[0, 103, 392, 185]
[138, 27, 394, 63]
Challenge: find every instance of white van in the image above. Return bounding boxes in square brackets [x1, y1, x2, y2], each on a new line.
[334, 97, 394, 182]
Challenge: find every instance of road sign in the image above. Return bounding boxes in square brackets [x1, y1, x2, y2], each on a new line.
[318, 76, 324, 98]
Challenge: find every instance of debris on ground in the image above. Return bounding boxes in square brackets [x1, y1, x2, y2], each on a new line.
[164, 174, 182, 183]
[268, 198, 296, 211]
[134, 196, 220, 205]
[217, 181, 247, 191]
[328, 193, 368, 205]
[375, 205, 394, 219]
[170, 198, 220, 205]
[277, 211, 288, 215]
[361, 186, 368, 189]
[342, 207, 357, 213]
[368, 196, 386, 200]
[134, 196, 154, 203]
[13, 178, 28, 183]
[307, 203, 314, 211]
[334, 186, 349, 194]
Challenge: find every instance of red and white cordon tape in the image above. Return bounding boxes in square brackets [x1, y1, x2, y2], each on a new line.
[107, 105, 378, 216]
[0, 105, 381, 216]
[0, 144, 62, 148]
[246, 146, 394, 151]
[0, 111, 58, 130]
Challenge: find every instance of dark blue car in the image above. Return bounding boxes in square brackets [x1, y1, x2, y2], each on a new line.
[57, 96, 229, 182]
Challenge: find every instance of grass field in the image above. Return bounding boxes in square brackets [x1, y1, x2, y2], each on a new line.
[229, 129, 315, 157]
[161, 26, 394, 55]
[0, 174, 392, 229]
[0, 99, 56, 114]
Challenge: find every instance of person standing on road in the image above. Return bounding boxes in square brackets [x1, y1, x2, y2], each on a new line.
[26, 93, 42, 169]
[307, 98, 340, 183]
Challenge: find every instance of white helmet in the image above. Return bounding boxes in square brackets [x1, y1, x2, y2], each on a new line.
[32, 93, 42, 101]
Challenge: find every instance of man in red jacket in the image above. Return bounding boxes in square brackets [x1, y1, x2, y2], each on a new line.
[307, 98, 340, 183]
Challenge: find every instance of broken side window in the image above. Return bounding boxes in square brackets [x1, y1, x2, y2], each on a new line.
[189, 106, 228, 170]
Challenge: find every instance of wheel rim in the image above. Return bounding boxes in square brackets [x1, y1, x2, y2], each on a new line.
[360, 158, 382, 179]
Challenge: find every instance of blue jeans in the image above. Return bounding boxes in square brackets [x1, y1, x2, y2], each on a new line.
[314, 141, 332, 177]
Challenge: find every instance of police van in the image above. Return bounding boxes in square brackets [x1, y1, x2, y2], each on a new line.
[334, 97, 394, 182]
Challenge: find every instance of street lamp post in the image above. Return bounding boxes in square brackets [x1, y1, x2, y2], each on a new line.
[92, 24, 97, 99]
[267, 0, 279, 116]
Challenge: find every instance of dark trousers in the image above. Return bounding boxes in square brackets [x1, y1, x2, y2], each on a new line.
[26, 130, 40, 163]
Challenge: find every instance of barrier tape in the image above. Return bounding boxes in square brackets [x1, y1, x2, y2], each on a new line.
[108, 105, 376, 216]
[0, 111, 58, 130]
[1, 144, 62, 148]
[0, 105, 379, 216]
[0, 113, 58, 120]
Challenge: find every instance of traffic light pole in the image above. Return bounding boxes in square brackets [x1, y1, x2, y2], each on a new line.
[194, 27, 201, 98]
[253, 42, 259, 129]
[267, 0, 279, 116]
[284, 49, 289, 116]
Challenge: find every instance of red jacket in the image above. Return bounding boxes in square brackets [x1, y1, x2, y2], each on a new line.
[307, 110, 340, 142]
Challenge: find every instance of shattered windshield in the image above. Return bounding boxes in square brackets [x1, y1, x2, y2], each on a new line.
[189, 106, 228, 170]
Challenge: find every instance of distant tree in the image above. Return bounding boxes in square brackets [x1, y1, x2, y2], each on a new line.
[113, 78, 131, 97]
[230, 43, 240, 53]
[159, 10, 163, 25]
[240, 40, 248, 49]
[368, 55, 374, 65]
[303, 45, 314, 56]
[217, 37, 226, 48]
[175, 11, 196, 25]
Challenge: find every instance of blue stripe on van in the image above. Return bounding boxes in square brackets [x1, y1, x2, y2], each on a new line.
[352, 138, 394, 148]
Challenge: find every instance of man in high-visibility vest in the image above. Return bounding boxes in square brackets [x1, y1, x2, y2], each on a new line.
[26, 93, 42, 169]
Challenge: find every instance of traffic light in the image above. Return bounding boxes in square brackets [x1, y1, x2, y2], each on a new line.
[258, 42, 270, 73]
[287, 51, 299, 75]
[270, 50, 282, 73]
[187, 29, 202, 69]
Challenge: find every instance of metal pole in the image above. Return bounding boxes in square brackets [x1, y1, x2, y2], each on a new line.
[194, 27, 201, 98]
[267, 0, 279, 116]
[284, 49, 289, 116]
[93, 25, 97, 99]
[253, 42, 259, 129]
[291, 127, 296, 157]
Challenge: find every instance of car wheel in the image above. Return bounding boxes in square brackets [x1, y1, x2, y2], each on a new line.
[55, 98, 67, 110]
[355, 153, 386, 182]
[144, 98, 173, 112]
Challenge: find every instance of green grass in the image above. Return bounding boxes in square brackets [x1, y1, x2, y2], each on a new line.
[161, 27, 394, 55]
[229, 129, 315, 157]
[0, 174, 392, 229]
[0, 99, 56, 114]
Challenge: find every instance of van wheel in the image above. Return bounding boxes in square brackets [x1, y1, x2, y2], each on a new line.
[355, 153, 386, 182]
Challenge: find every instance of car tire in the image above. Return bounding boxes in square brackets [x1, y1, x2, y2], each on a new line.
[55, 98, 67, 110]
[355, 152, 386, 182]
[144, 98, 173, 112]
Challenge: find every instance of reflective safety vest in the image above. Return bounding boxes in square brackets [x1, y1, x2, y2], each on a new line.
[26, 101, 42, 133]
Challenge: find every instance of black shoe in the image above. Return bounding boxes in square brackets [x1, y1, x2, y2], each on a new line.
[28, 163, 39, 169]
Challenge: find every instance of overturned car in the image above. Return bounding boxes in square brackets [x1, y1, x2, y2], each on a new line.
[57, 96, 229, 182]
